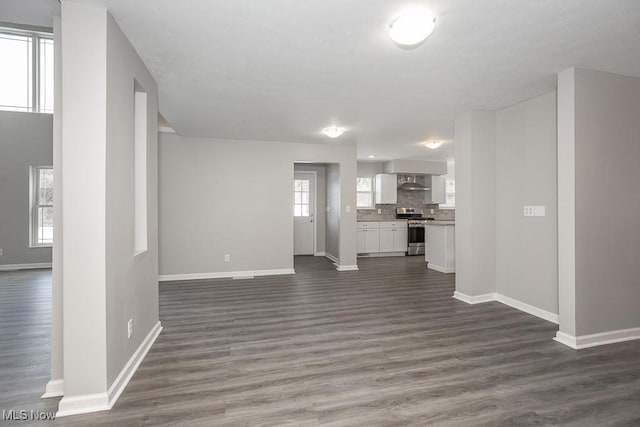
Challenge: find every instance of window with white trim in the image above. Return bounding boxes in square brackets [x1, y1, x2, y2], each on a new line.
[30, 166, 53, 247]
[0, 27, 54, 113]
[356, 177, 374, 209]
[293, 178, 311, 216]
[441, 179, 455, 209]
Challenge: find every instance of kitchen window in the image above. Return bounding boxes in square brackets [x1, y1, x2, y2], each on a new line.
[356, 177, 374, 209]
[441, 179, 455, 209]
[0, 27, 54, 113]
[30, 166, 54, 247]
[293, 178, 310, 216]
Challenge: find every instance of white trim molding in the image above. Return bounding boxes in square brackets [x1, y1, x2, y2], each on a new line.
[41, 379, 64, 399]
[495, 294, 558, 324]
[314, 252, 326, 257]
[0, 262, 52, 271]
[57, 321, 162, 417]
[453, 292, 559, 324]
[554, 327, 640, 350]
[453, 291, 496, 304]
[159, 268, 295, 282]
[324, 253, 339, 264]
[428, 264, 455, 273]
[336, 264, 359, 272]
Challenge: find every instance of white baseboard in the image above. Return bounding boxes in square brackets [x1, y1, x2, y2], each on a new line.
[453, 291, 496, 304]
[159, 268, 295, 282]
[495, 294, 558, 324]
[358, 252, 406, 258]
[57, 321, 162, 417]
[0, 262, 52, 271]
[314, 252, 326, 257]
[554, 327, 640, 350]
[453, 291, 559, 325]
[41, 379, 64, 398]
[324, 253, 339, 264]
[428, 264, 455, 273]
[336, 264, 359, 272]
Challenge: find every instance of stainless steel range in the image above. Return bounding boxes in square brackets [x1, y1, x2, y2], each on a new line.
[396, 208, 426, 256]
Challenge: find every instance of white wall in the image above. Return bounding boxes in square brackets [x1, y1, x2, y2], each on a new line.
[0, 111, 53, 267]
[104, 11, 159, 387]
[294, 164, 326, 254]
[159, 135, 358, 277]
[325, 164, 340, 259]
[58, 3, 159, 413]
[559, 68, 640, 337]
[454, 110, 496, 297]
[496, 91, 558, 314]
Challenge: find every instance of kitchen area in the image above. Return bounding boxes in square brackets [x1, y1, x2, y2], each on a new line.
[357, 159, 455, 273]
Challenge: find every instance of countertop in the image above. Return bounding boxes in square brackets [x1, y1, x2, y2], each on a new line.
[425, 220, 455, 226]
[357, 219, 455, 225]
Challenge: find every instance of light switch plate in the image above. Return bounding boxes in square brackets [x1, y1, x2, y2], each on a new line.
[524, 206, 546, 217]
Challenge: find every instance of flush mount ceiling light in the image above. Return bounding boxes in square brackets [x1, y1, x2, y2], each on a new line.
[322, 126, 345, 139]
[368, 155, 375, 158]
[389, 11, 437, 46]
[424, 140, 443, 149]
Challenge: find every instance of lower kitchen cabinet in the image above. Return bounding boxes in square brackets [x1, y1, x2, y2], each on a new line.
[425, 223, 455, 273]
[357, 221, 407, 255]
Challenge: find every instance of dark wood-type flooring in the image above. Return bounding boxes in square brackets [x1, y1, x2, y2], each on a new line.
[1, 256, 640, 426]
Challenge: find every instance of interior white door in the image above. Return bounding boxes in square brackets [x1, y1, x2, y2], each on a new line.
[293, 172, 315, 255]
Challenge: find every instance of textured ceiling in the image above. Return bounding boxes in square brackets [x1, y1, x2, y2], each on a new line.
[15, 1, 640, 160]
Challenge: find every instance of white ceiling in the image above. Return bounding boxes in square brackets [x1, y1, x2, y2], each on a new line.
[13, 1, 640, 161]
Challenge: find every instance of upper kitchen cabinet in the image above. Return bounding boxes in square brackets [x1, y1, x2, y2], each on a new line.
[425, 175, 446, 204]
[375, 174, 397, 204]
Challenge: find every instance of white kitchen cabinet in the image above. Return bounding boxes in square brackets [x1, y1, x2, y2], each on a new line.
[356, 229, 366, 253]
[364, 228, 380, 253]
[375, 174, 397, 204]
[379, 228, 395, 252]
[425, 175, 446, 204]
[425, 223, 455, 273]
[393, 226, 408, 252]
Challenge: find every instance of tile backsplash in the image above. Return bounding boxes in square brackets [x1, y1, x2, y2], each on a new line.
[357, 190, 455, 221]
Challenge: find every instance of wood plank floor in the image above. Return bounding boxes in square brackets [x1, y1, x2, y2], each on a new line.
[1, 256, 640, 426]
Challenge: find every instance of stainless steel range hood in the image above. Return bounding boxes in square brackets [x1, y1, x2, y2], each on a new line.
[397, 175, 430, 191]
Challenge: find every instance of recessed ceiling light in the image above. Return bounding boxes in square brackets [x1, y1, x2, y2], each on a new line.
[322, 126, 344, 138]
[389, 12, 437, 46]
[368, 155, 375, 158]
[424, 140, 443, 149]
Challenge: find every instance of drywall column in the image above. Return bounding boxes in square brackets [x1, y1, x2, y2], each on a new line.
[556, 68, 640, 349]
[43, 16, 64, 399]
[453, 110, 496, 301]
[556, 68, 577, 340]
[495, 91, 558, 319]
[58, 2, 109, 415]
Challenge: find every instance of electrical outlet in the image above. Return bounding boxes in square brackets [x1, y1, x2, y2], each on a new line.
[377, 209, 381, 214]
[127, 319, 133, 339]
[0, 248, 3, 256]
[225, 254, 230, 262]
[346, 205, 351, 213]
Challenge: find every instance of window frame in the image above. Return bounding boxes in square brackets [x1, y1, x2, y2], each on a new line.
[293, 177, 312, 217]
[29, 165, 54, 248]
[356, 177, 375, 209]
[439, 179, 456, 209]
[0, 25, 54, 114]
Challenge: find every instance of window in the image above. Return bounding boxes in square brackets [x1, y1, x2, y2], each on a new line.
[356, 177, 374, 209]
[441, 179, 455, 208]
[0, 27, 54, 113]
[30, 166, 53, 247]
[293, 178, 310, 216]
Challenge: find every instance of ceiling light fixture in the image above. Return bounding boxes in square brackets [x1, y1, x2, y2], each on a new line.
[368, 155, 375, 158]
[424, 140, 443, 149]
[389, 11, 437, 46]
[322, 126, 344, 139]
